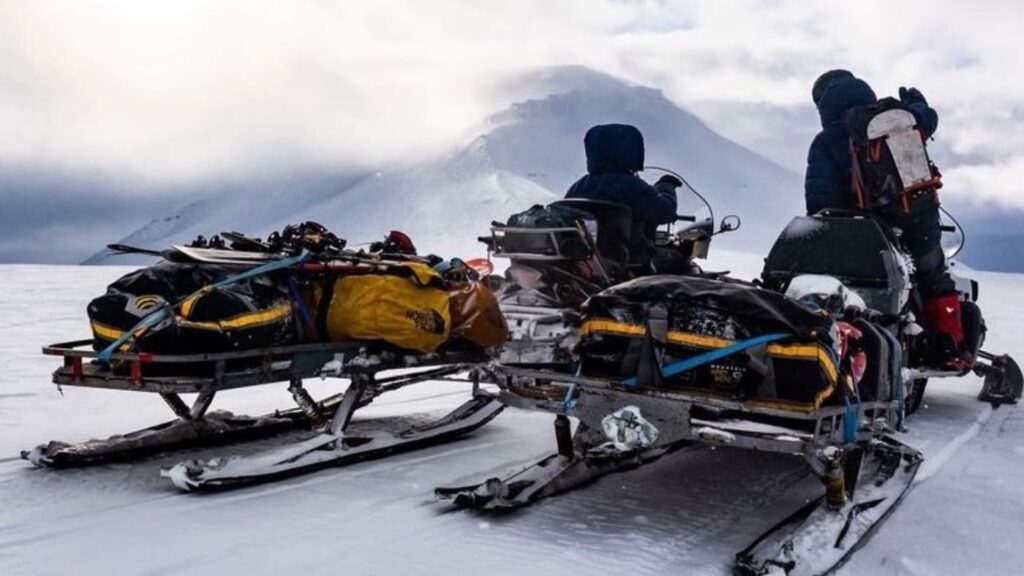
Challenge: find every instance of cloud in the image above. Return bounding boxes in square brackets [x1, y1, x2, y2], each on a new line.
[1, 0, 1023, 208]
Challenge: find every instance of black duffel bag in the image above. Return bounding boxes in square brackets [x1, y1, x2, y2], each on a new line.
[501, 204, 597, 259]
[88, 261, 297, 355]
[577, 275, 845, 410]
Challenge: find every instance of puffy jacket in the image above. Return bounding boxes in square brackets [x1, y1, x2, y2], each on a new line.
[805, 77, 939, 214]
[565, 124, 677, 265]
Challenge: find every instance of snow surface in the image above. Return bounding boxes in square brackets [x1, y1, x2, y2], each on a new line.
[1, 255, 1022, 576]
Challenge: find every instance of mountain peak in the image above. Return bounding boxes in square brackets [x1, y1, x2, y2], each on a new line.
[86, 67, 800, 264]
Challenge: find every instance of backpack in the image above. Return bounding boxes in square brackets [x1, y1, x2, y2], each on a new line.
[846, 97, 942, 213]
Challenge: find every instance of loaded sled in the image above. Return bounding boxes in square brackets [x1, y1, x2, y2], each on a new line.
[23, 224, 507, 491]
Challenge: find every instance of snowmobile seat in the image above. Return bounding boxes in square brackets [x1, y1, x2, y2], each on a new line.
[549, 199, 632, 272]
[762, 214, 908, 316]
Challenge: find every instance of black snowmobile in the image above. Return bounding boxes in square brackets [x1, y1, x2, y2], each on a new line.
[761, 209, 1023, 412]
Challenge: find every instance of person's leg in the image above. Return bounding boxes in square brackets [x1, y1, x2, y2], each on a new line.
[893, 202, 969, 369]
[897, 202, 953, 296]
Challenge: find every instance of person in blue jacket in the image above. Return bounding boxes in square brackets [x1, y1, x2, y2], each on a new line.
[805, 70, 967, 369]
[565, 124, 682, 272]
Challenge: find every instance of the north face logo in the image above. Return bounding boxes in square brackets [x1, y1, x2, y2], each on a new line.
[405, 309, 446, 335]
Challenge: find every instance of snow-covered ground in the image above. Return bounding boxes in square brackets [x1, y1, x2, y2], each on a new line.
[1, 255, 1021, 576]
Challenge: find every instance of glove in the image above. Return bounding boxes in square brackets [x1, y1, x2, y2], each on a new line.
[899, 86, 927, 106]
[656, 174, 683, 188]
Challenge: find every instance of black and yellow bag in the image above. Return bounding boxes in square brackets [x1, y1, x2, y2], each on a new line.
[578, 275, 843, 412]
[307, 262, 451, 353]
[87, 261, 297, 355]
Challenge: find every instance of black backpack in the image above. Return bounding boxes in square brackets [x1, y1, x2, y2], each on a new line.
[846, 97, 942, 213]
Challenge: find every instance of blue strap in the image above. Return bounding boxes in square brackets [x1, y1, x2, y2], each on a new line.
[843, 394, 859, 443]
[286, 275, 314, 327]
[622, 332, 791, 388]
[563, 362, 583, 413]
[844, 365, 863, 443]
[97, 251, 308, 363]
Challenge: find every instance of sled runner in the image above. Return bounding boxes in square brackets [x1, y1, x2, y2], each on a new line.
[26, 339, 502, 491]
[26, 221, 508, 490]
[435, 361, 920, 575]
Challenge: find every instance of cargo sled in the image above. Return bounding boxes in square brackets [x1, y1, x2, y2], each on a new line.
[23, 224, 506, 491]
[27, 340, 501, 491]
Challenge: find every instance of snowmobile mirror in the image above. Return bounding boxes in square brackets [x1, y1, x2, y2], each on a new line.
[718, 215, 741, 234]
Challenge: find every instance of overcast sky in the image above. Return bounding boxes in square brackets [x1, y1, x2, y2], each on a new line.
[2, 0, 1022, 208]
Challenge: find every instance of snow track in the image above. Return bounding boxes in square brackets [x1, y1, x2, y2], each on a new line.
[2, 265, 1022, 575]
[915, 405, 994, 483]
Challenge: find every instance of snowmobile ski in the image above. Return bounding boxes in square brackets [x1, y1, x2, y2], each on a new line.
[435, 441, 679, 510]
[22, 410, 307, 468]
[735, 436, 923, 576]
[164, 392, 503, 491]
[975, 351, 1023, 405]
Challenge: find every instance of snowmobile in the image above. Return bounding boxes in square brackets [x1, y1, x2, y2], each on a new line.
[433, 177, 991, 575]
[24, 224, 505, 491]
[760, 209, 1023, 412]
[480, 168, 739, 365]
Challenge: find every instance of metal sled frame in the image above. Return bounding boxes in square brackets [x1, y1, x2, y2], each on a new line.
[488, 225, 584, 262]
[437, 364, 921, 575]
[25, 340, 504, 491]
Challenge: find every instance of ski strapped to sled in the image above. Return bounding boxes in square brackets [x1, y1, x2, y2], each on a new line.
[27, 340, 503, 489]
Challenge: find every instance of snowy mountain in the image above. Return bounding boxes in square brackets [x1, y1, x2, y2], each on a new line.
[84, 67, 800, 265]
